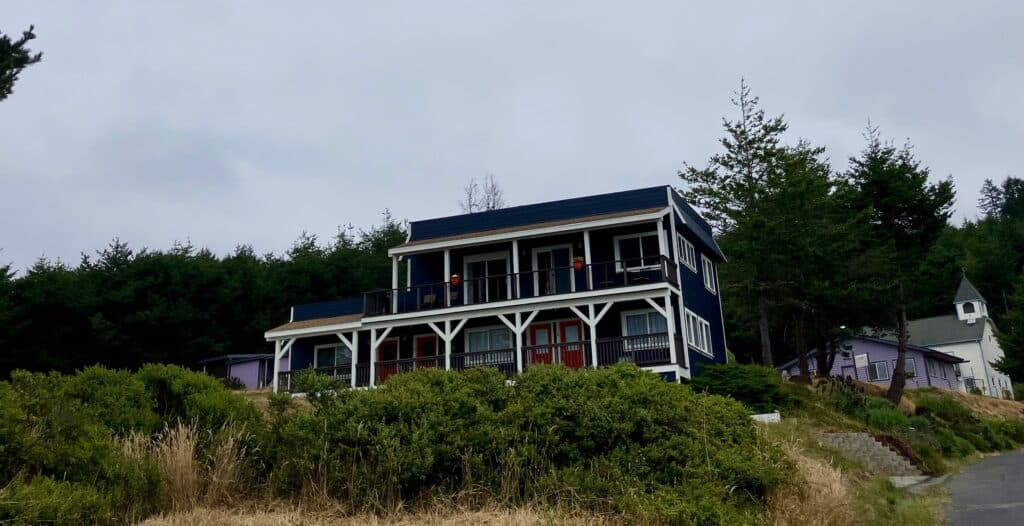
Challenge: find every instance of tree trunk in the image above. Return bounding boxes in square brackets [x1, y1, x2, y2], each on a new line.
[795, 314, 809, 379]
[886, 291, 909, 405]
[824, 338, 838, 374]
[758, 295, 774, 367]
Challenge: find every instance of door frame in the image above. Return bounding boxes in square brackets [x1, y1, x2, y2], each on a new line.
[414, 334, 440, 358]
[375, 337, 401, 361]
[531, 244, 575, 295]
[463, 251, 512, 304]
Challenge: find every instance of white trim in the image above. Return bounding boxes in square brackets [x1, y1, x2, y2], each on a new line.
[388, 208, 671, 257]
[612, 230, 661, 272]
[868, 360, 890, 382]
[894, 357, 918, 379]
[683, 308, 713, 358]
[463, 250, 513, 305]
[531, 243, 575, 294]
[701, 254, 717, 294]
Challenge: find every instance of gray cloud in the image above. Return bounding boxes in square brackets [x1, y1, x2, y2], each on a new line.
[2, 1, 1021, 271]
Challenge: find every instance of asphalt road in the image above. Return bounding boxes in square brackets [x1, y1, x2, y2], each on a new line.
[947, 450, 1024, 525]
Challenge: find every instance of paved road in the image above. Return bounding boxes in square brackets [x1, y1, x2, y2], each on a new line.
[947, 450, 1024, 525]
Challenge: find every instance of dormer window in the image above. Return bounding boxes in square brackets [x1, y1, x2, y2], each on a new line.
[962, 302, 976, 314]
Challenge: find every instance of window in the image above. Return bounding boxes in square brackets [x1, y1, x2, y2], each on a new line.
[615, 232, 661, 271]
[940, 362, 948, 379]
[623, 310, 668, 336]
[926, 358, 938, 377]
[684, 309, 713, 356]
[466, 328, 512, 353]
[677, 234, 697, 271]
[314, 343, 352, 369]
[893, 358, 917, 378]
[963, 302, 975, 314]
[701, 255, 716, 293]
[868, 361, 889, 382]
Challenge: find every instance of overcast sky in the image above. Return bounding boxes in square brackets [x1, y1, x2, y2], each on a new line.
[2, 2, 1021, 271]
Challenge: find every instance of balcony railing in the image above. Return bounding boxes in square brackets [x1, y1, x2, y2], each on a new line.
[364, 256, 677, 316]
[451, 348, 517, 377]
[278, 333, 677, 393]
[521, 341, 591, 369]
[595, 332, 672, 366]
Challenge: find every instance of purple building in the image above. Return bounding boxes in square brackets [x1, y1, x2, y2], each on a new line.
[199, 354, 284, 390]
[778, 336, 966, 391]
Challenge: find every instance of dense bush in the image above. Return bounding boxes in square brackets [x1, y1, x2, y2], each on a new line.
[268, 365, 789, 523]
[689, 363, 795, 413]
[863, 398, 910, 431]
[0, 365, 257, 524]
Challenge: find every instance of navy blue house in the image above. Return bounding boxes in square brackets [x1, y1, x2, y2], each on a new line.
[265, 185, 728, 391]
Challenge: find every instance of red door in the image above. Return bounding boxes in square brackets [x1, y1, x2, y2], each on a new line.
[559, 320, 585, 369]
[415, 335, 439, 368]
[377, 339, 399, 382]
[528, 324, 553, 365]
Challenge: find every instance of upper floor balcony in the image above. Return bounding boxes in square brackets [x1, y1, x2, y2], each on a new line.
[364, 255, 678, 316]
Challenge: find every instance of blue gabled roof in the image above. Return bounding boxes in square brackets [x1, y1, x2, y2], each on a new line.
[408, 186, 671, 243]
[669, 190, 725, 261]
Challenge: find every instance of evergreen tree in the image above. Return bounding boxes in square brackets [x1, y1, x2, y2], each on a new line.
[0, 25, 42, 102]
[995, 269, 1024, 381]
[678, 79, 788, 367]
[978, 178, 1004, 218]
[845, 125, 955, 404]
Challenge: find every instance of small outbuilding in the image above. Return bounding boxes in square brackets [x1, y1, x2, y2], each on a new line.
[198, 354, 276, 390]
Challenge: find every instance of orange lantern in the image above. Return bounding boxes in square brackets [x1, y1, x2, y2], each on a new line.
[450, 274, 461, 287]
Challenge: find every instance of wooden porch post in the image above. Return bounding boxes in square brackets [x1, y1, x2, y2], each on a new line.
[391, 256, 399, 313]
[444, 320, 452, 370]
[369, 328, 377, 388]
[583, 230, 592, 290]
[511, 239, 520, 298]
[350, 331, 359, 388]
[444, 249, 451, 307]
[272, 340, 281, 393]
[664, 292, 679, 367]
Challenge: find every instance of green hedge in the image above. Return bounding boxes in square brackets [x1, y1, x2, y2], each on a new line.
[689, 363, 796, 413]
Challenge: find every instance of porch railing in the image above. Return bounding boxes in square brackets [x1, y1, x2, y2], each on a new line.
[276, 363, 371, 393]
[521, 341, 591, 369]
[376, 355, 445, 383]
[364, 256, 677, 316]
[451, 348, 517, 377]
[595, 332, 672, 366]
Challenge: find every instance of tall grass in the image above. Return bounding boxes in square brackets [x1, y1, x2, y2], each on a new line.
[153, 423, 202, 511]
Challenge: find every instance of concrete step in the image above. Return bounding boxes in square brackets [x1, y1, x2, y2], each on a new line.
[821, 432, 922, 476]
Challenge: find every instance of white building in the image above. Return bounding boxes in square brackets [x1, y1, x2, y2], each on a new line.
[906, 276, 1014, 398]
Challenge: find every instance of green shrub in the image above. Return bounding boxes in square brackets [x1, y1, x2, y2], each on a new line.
[0, 477, 113, 525]
[689, 363, 795, 413]
[819, 377, 869, 416]
[135, 364, 262, 430]
[991, 418, 1024, 444]
[63, 366, 160, 434]
[914, 393, 973, 425]
[1015, 383, 1024, 401]
[864, 404, 910, 431]
[268, 365, 789, 522]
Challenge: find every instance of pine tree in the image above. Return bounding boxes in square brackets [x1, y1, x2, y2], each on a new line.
[678, 79, 788, 367]
[978, 178, 1004, 218]
[1, 26, 42, 102]
[995, 269, 1024, 382]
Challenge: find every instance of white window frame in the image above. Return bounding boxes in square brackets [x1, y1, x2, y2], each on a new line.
[463, 251, 512, 304]
[620, 308, 669, 351]
[701, 254, 716, 294]
[531, 243, 575, 294]
[940, 361, 948, 379]
[868, 361, 889, 382]
[683, 308, 713, 357]
[677, 234, 697, 272]
[893, 357, 917, 378]
[613, 231, 662, 272]
[926, 358, 939, 377]
[314, 342, 352, 369]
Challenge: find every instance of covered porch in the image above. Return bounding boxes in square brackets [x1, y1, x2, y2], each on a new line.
[268, 292, 687, 392]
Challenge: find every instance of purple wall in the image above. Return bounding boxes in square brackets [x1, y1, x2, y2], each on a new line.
[228, 360, 264, 390]
[783, 339, 960, 391]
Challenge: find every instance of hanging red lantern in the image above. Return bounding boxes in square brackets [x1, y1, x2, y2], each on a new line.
[450, 274, 461, 287]
[572, 257, 585, 271]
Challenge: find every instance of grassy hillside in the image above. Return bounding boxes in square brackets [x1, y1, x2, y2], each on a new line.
[1, 363, 1021, 525]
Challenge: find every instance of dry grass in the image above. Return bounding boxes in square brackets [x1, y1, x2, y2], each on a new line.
[204, 424, 250, 505]
[152, 423, 203, 511]
[945, 391, 1024, 419]
[769, 442, 856, 526]
[137, 503, 626, 526]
